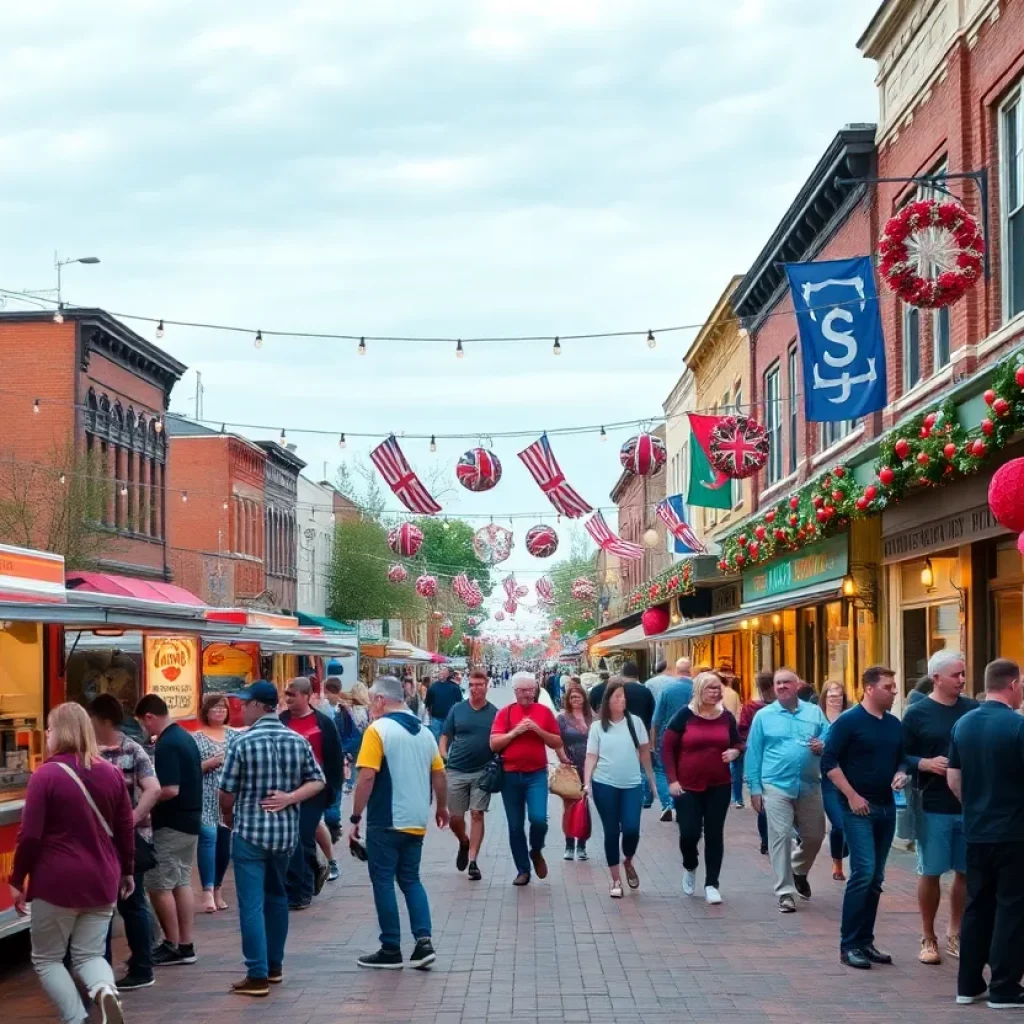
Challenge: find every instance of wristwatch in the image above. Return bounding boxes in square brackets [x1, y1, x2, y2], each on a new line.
[350, 813, 362, 824]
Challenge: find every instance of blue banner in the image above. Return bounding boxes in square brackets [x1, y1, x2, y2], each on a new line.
[785, 256, 887, 422]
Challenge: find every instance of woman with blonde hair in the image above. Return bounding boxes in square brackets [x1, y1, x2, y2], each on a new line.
[661, 672, 742, 904]
[341, 681, 370, 793]
[818, 680, 850, 880]
[11, 702, 135, 1023]
[557, 678, 593, 861]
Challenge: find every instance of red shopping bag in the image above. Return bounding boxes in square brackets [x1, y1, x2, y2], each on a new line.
[563, 797, 592, 843]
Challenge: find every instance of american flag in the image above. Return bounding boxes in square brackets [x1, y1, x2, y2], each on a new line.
[370, 435, 442, 515]
[656, 497, 707, 554]
[517, 434, 593, 518]
[585, 512, 645, 560]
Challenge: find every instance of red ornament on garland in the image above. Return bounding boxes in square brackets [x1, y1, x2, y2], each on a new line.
[831, 489, 843, 502]
[924, 413, 937, 430]
[812, 495, 824, 508]
[642, 606, 670, 637]
[917, 452, 930, 466]
[388, 522, 424, 558]
[789, 496, 800, 510]
[864, 485, 878, 501]
[748, 542, 760, 559]
[856, 496, 869, 511]
[985, 390, 997, 406]
[788, 514, 799, 527]
[456, 448, 503, 492]
[971, 439, 988, 457]
[734, 553, 746, 566]
[816, 509, 827, 523]
[943, 443, 957, 459]
[834, 467, 845, 478]
[894, 438, 911, 459]
[737, 535, 748, 547]
[982, 420, 995, 436]
[765, 510, 777, 524]
[879, 467, 895, 486]
[524, 524, 559, 558]
[708, 415, 770, 479]
[755, 525, 766, 541]
[1015, 366, 1024, 388]
[775, 528, 788, 542]
[994, 398, 1011, 417]
[619, 433, 667, 476]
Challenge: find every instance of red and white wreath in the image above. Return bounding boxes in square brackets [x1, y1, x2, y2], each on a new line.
[709, 415, 770, 479]
[878, 199, 984, 309]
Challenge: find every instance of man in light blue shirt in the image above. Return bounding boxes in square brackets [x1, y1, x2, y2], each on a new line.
[651, 659, 693, 822]
[745, 668, 829, 914]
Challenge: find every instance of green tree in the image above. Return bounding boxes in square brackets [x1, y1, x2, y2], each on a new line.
[549, 527, 599, 638]
[327, 517, 419, 622]
[412, 518, 491, 591]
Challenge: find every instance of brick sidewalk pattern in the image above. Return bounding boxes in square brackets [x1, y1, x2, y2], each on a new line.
[0, 795, 972, 1023]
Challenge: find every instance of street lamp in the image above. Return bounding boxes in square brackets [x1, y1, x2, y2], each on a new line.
[53, 252, 100, 322]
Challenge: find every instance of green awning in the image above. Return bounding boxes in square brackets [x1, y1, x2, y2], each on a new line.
[295, 611, 358, 634]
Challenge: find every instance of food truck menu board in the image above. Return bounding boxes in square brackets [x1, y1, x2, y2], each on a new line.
[144, 636, 199, 720]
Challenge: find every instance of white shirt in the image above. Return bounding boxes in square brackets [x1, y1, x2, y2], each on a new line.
[586, 715, 648, 789]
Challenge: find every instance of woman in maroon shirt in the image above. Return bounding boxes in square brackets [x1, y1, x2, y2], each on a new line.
[10, 702, 134, 1024]
[661, 672, 742, 905]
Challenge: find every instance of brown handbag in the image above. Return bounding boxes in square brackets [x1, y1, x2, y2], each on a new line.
[548, 762, 583, 800]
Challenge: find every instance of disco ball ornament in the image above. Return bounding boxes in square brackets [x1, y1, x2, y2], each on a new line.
[524, 524, 559, 558]
[466, 616, 481, 628]
[643, 528, 660, 548]
[494, 610, 505, 622]
[388, 522, 424, 558]
[472, 523, 514, 565]
[570, 577, 596, 601]
[503, 598, 518, 615]
[387, 563, 408, 584]
[515, 585, 529, 598]
[619, 432, 666, 477]
[415, 574, 438, 598]
[456, 448, 503, 492]
[439, 621, 454, 640]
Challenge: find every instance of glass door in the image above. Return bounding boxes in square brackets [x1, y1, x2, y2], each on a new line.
[992, 588, 1024, 667]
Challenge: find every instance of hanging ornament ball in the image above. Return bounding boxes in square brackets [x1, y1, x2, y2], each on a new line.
[775, 528, 787, 542]
[456, 448, 503, 492]
[388, 522, 424, 558]
[708, 415, 770, 479]
[879, 467, 895, 486]
[431, 609, 443, 620]
[415, 574, 438, 598]
[472, 523, 514, 565]
[387, 563, 408, 584]
[894, 439, 911, 459]
[524, 524, 559, 558]
[643, 528, 660, 548]
[923, 413, 937, 430]
[570, 577, 596, 601]
[788, 514, 799, 527]
[494, 610, 505, 622]
[439, 623, 454, 640]
[641, 605, 670, 637]
[989, 459, 1024, 534]
[620, 432, 667, 476]
[834, 466, 845, 479]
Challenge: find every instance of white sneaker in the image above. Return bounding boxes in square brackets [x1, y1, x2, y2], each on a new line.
[94, 985, 125, 1024]
[705, 885, 723, 905]
[682, 870, 696, 896]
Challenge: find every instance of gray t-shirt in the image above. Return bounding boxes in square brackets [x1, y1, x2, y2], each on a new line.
[587, 715, 648, 789]
[442, 700, 498, 773]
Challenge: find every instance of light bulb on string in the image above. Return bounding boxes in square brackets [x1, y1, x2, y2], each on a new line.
[120, 483, 128, 497]
[154, 418, 163, 434]
[456, 339, 464, 360]
[156, 320, 165, 339]
[647, 329, 656, 349]
[181, 491, 188, 503]
[338, 433, 347, 449]
[33, 399, 40, 414]
[279, 428, 287, 445]
[59, 473, 66, 485]
[254, 330, 263, 349]
[358, 337, 366, 356]
[53, 308, 64, 325]
[429, 435, 437, 453]
[599, 426, 607, 442]
[552, 337, 561, 356]
[222, 500, 229, 511]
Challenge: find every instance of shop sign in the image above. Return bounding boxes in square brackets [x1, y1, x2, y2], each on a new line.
[742, 534, 848, 602]
[144, 636, 199, 720]
[712, 584, 741, 616]
[882, 504, 1005, 563]
[0, 543, 65, 601]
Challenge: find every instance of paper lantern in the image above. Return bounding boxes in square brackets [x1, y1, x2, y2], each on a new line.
[643, 528, 660, 548]
[570, 577, 596, 601]
[503, 598, 518, 615]
[387, 563, 408, 584]
[642, 605, 670, 636]
[388, 522, 423, 558]
[619, 433, 666, 476]
[989, 458, 1024, 534]
[456, 448, 502, 492]
[472, 523, 514, 565]
[439, 621, 454, 640]
[494, 610, 505, 622]
[525, 524, 559, 558]
[535, 577, 555, 604]
[415, 574, 438, 598]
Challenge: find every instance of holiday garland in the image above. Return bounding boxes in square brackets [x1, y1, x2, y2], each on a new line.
[717, 349, 1024, 573]
[625, 559, 695, 613]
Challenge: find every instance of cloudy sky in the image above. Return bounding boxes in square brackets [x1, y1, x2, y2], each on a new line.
[0, 0, 882, 631]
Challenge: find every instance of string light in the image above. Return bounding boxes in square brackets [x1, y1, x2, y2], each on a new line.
[338, 433, 347, 449]
[429, 435, 437, 453]
[279, 428, 287, 444]
[156, 319, 165, 339]
[120, 483, 128, 496]
[357, 337, 366, 356]
[154, 418, 163, 434]
[58, 473, 65, 485]
[222, 500, 229, 511]
[647, 329, 656, 349]
[599, 426, 607, 442]
[32, 399, 40, 414]
[181, 491, 188, 503]
[53, 308, 64, 325]
[254, 330, 263, 349]
[552, 337, 561, 356]
[456, 339, 464, 360]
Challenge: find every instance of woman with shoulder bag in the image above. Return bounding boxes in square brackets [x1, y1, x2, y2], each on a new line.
[583, 679, 657, 898]
[12, 702, 135, 1023]
[556, 679, 592, 861]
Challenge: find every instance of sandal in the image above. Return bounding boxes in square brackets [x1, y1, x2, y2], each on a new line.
[610, 881, 623, 898]
[624, 862, 640, 889]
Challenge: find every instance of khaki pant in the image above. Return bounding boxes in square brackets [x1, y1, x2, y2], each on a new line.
[763, 784, 826, 898]
[30, 899, 116, 1024]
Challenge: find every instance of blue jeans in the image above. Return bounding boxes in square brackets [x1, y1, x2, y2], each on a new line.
[324, 789, 343, 838]
[500, 769, 549, 875]
[366, 828, 431, 951]
[286, 791, 328, 905]
[233, 835, 290, 980]
[840, 802, 896, 953]
[105, 860, 153, 979]
[197, 823, 232, 890]
[591, 780, 643, 867]
[821, 779, 847, 862]
[730, 753, 745, 805]
[651, 749, 672, 812]
[429, 720, 443, 742]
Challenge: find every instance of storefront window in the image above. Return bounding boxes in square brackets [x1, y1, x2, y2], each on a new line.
[992, 589, 1024, 668]
[0, 622, 44, 794]
[66, 645, 142, 717]
[901, 602, 960, 691]
[825, 601, 851, 697]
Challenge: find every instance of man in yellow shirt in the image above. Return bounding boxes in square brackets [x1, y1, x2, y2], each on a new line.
[350, 675, 449, 970]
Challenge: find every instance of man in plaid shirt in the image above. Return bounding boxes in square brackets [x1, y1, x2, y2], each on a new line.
[219, 681, 324, 998]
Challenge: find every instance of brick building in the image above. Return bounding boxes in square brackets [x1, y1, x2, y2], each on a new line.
[257, 440, 306, 613]
[0, 309, 185, 578]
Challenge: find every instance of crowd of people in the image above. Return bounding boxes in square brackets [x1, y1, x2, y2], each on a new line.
[9, 650, 1024, 1018]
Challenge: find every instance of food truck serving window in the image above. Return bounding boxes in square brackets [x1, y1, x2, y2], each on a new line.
[0, 622, 44, 794]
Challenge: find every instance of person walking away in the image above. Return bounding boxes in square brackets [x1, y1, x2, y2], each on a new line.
[818, 681, 850, 880]
[740, 672, 774, 855]
[424, 667, 463, 743]
[321, 676, 356, 852]
[651, 659, 694, 823]
[584, 679, 657, 898]
[439, 668, 497, 881]
[219, 680, 324, 996]
[90, 694, 161, 992]
[821, 666, 907, 970]
[745, 668, 829, 914]
[279, 677, 343, 910]
[490, 671, 564, 886]
[947, 658, 1024, 1008]
[557, 678, 593, 861]
[661, 672, 742, 905]
[135, 694, 203, 967]
[902, 650, 975, 966]
[11, 702, 134, 1024]
[351, 675, 449, 969]
[194, 694, 237, 913]
[341, 682, 371, 793]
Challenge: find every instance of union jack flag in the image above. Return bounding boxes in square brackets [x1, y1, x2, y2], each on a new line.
[370, 435, 442, 515]
[585, 511, 644, 560]
[656, 496, 707, 554]
[517, 434, 593, 518]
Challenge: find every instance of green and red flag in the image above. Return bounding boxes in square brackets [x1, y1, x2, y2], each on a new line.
[687, 413, 732, 510]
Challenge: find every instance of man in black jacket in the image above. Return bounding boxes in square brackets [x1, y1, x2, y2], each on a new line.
[279, 677, 344, 910]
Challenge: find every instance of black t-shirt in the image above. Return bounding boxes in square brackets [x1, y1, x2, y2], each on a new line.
[588, 681, 656, 730]
[902, 695, 978, 814]
[442, 701, 498, 773]
[425, 680, 463, 722]
[820, 704, 904, 806]
[949, 702, 1024, 843]
[152, 723, 203, 835]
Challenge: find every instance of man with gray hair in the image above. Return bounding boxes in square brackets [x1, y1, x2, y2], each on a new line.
[902, 649, 975, 965]
[351, 676, 448, 970]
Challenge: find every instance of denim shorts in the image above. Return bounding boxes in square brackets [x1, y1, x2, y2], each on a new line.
[916, 811, 967, 876]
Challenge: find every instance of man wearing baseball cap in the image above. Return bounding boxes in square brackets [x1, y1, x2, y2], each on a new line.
[219, 681, 325, 997]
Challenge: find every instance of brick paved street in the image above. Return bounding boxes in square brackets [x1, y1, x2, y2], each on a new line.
[0, 789, 976, 1024]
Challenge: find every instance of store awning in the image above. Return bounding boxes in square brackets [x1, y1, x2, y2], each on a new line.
[592, 623, 651, 652]
[67, 572, 205, 607]
[295, 611, 357, 634]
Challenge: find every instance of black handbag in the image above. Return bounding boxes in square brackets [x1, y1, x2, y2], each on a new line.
[478, 754, 505, 794]
[135, 832, 157, 874]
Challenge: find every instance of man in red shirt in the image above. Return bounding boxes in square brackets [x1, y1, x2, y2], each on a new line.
[490, 671, 564, 886]
[279, 678, 343, 909]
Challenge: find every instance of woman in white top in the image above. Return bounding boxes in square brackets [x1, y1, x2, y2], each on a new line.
[583, 678, 657, 898]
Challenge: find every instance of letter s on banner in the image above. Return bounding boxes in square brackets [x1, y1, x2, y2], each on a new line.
[784, 256, 887, 423]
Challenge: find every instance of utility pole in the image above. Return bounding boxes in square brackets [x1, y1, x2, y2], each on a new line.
[194, 371, 204, 419]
